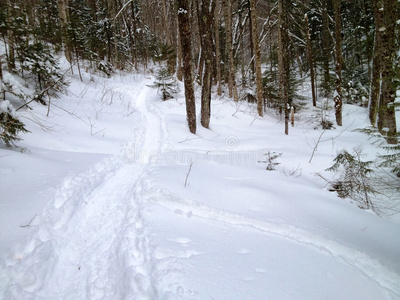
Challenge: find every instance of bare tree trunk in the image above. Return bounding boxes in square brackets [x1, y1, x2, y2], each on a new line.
[177, 0, 197, 134]
[377, 0, 397, 144]
[197, 49, 204, 85]
[110, 0, 120, 67]
[214, 0, 222, 95]
[321, 0, 331, 97]
[0, 56, 4, 100]
[305, 14, 317, 107]
[278, 0, 290, 135]
[199, 0, 215, 128]
[369, 0, 383, 126]
[249, 0, 263, 116]
[223, 0, 238, 101]
[333, 0, 343, 126]
[248, 0, 255, 80]
[6, 0, 15, 70]
[131, 1, 139, 70]
[162, 0, 169, 44]
[57, 0, 72, 63]
[176, 23, 183, 81]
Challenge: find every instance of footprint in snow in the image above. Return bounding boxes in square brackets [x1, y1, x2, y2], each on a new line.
[242, 276, 254, 282]
[168, 237, 192, 245]
[237, 248, 250, 254]
[255, 268, 266, 274]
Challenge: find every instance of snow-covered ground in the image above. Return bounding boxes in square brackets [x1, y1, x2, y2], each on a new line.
[0, 68, 399, 299]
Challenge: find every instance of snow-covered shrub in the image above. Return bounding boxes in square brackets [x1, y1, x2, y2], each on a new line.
[1, 72, 30, 101]
[259, 151, 282, 171]
[19, 42, 67, 103]
[149, 67, 179, 101]
[307, 98, 334, 130]
[98, 61, 114, 77]
[324, 147, 378, 211]
[262, 69, 279, 109]
[0, 100, 29, 146]
[379, 143, 400, 178]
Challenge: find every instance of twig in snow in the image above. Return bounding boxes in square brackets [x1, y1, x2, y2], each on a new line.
[232, 102, 242, 117]
[20, 214, 38, 228]
[250, 113, 259, 126]
[16, 69, 69, 112]
[308, 120, 355, 163]
[309, 130, 325, 163]
[184, 161, 194, 187]
[178, 136, 201, 144]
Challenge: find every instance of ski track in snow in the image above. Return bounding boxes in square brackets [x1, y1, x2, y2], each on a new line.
[1, 75, 400, 299]
[142, 185, 400, 298]
[1, 77, 176, 300]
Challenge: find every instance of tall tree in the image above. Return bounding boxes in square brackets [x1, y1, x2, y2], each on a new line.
[214, 0, 222, 95]
[368, 0, 383, 126]
[223, 0, 238, 101]
[177, 0, 196, 134]
[321, 0, 331, 97]
[57, 0, 72, 63]
[249, 0, 263, 117]
[198, 0, 215, 128]
[333, 0, 343, 126]
[377, 0, 397, 143]
[6, 0, 16, 70]
[305, 13, 317, 107]
[278, 0, 291, 135]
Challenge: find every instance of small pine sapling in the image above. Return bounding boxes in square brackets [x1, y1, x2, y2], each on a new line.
[378, 142, 400, 178]
[0, 100, 29, 146]
[324, 147, 377, 211]
[259, 151, 282, 171]
[150, 67, 180, 101]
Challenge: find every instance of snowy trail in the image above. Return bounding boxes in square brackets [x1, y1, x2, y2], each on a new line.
[1, 77, 169, 299]
[2, 75, 400, 299]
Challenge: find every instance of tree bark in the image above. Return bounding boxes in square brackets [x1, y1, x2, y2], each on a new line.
[333, 0, 343, 126]
[57, 0, 72, 63]
[0, 56, 4, 100]
[377, 0, 397, 143]
[177, 0, 197, 134]
[249, 0, 263, 116]
[223, 0, 238, 101]
[369, 0, 383, 126]
[247, 0, 255, 80]
[321, 0, 331, 97]
[278, 0, 290, 135]
[214, 0, 222, 95]
[305, 14, 317, 107]
[6, 0, 15, 70]
[199, 0, 215, 128]
[176, 23, 183, 81]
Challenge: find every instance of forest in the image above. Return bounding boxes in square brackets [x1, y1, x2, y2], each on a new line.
[0, 0, 400, 299]
[0, 0, 399, 140]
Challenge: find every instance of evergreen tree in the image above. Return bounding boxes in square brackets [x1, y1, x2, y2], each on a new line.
[149, 67, 179, 101]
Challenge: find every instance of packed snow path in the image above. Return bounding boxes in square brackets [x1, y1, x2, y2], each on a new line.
[1, 75, 400, 299]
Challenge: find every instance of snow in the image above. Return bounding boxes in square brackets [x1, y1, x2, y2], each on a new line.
[0, 68, 400, 299]
[0, 100, 14, 115]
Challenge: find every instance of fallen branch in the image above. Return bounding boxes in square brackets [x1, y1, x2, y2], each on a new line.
[20, 214, 38, 228]
[184, 161, 194, 187]
[178, 136, 201, 144]
[309, 130, 325, 163]
[16, 69, 69, 112]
